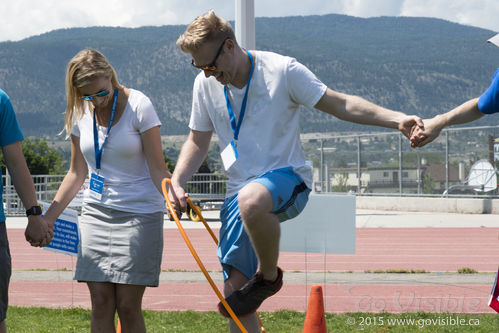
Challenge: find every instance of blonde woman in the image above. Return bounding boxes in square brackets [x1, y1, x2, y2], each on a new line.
[44, 49, 171, 332]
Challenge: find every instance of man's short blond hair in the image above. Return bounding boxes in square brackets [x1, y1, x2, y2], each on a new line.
[176, 9, 236, 53]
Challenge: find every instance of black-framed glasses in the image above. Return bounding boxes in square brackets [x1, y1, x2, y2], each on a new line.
[191, 37, 229, 71]
[80, 90, 110, 101]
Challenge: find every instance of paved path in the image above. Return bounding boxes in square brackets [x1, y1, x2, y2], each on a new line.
[6, 209, 499, 314]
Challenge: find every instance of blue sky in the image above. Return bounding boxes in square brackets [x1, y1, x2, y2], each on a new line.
[2, 0, 498, 42]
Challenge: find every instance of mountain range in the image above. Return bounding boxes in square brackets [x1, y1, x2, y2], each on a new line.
[0, 13, 497, 138]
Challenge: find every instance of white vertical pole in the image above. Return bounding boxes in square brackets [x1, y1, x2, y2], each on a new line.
[235, 0, 255, 50]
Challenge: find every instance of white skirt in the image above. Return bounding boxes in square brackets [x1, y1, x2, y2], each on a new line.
[74, 203, 164, 287]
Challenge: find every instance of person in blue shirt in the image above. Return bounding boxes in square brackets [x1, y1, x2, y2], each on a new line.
[410, 33, 499, 147]
[0, 89, 52, 333]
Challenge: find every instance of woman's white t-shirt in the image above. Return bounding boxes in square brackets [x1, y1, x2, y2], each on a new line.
[72, 89, 164, 213]
[189, 51, 327, 197]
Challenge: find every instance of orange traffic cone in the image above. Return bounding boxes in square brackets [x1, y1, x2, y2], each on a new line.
[303, 285, 327, 333]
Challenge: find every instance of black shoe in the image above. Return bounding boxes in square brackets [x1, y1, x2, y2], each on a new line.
[218, 267, 283, 318]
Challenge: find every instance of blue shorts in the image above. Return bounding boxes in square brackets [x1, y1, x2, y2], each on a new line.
[217, 167, 311, 280]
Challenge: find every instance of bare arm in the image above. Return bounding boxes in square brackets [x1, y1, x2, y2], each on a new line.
[2, 141, 51, 246]
[411, 98, 483, 147]
[43, 135, 88, 227]
[314, 88, 423, 139]
[2, 142, 39, 212]
[141, 125, 172, 193]
[435, 98, 483, 126]
[170, 129, 213, 211]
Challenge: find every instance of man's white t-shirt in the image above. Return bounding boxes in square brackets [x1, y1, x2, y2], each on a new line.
[72, 89, 165, 213]
[189, 51, 327, 197]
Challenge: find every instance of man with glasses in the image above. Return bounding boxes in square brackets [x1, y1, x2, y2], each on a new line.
[171, 9, 423, 332]
[410, 33, 499, 147]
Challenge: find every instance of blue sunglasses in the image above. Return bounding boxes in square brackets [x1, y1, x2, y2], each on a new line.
[80, 90, 110, 101]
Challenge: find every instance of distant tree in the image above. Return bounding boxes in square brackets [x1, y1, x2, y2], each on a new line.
[0, 138, 64, 175]
[163, 153, 175, 173]
[332, 173, 349, 192]
[337, 159, 348, 168]
[422, 174, 436, 194]
[197, 159, 211, 173]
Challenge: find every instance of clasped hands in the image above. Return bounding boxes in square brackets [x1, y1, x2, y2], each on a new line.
[407, 117, 441, 148]
[25, 215, 54, 247]
[397, 114, 440, 148]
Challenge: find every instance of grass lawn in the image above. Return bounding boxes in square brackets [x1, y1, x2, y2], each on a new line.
[6, 307, 498, 332]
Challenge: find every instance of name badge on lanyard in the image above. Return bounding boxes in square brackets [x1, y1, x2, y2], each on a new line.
[89, 89, 119, 200]
[89, 173, 105, 200]
[221, 140, 239, 171]
[221, 50, 254, 171]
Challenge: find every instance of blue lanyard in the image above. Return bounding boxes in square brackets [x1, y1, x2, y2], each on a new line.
[224, 50, 254, 146]
[93, 89, 119, 171]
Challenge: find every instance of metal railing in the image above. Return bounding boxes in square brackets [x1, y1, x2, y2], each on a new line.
[184, 173, 227, 200]
[3, 124, 499, 216]
[2, 173, 228, 216]
[305, 125, 499, 197]
[2, 174, 65, 216]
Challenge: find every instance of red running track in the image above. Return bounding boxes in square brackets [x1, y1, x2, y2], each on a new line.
[9, 227, 499, 272]
[7, 227, 499, 313]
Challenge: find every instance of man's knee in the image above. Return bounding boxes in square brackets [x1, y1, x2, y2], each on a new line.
[238, 184, 272, 221]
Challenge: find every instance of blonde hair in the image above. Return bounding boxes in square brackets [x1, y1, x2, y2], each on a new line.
[176, 9, 236, 53]
[62, 49, 121, 137]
